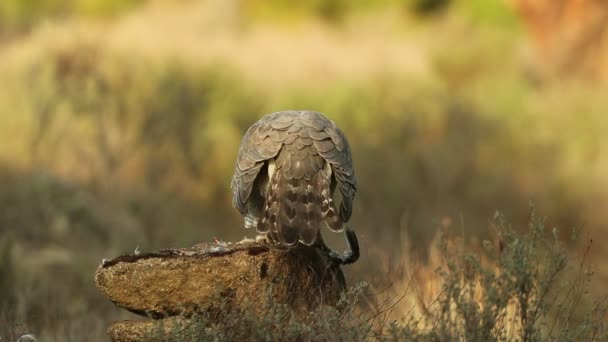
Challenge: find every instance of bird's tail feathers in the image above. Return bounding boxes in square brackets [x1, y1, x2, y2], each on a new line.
[258, 167, 341, 245]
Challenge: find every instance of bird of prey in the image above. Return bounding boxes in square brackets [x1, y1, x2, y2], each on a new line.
[231, 111, 359, 264]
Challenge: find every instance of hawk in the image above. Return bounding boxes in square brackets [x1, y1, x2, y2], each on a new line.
[231, 110, 359, 264]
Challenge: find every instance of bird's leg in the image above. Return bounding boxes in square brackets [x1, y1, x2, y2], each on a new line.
[316, 228, 360, 265]
[329, 228, 359, 265]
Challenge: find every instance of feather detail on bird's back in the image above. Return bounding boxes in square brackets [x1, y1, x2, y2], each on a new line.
[231, 110, 355, 245]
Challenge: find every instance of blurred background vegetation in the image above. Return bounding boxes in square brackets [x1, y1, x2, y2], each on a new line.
[1, 0, 608, 340]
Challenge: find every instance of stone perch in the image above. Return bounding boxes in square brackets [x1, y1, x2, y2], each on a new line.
[95, 239, 347, 341]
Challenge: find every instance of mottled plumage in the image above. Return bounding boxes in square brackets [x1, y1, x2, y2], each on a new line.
[231, 111, 356, 250]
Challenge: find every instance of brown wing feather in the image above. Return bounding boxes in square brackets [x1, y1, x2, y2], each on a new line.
[302, 112, 356, 222]
[231, 115, 284, 215]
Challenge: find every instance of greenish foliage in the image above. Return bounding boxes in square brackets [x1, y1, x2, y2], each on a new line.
[0, 0, 146, 35]
[407, 0, 451, 16]
[244, 0, 512, 25]
[246, 0, 454, 23]
[249, 0, 372, 21]
[0, 0, 516, 36]
[455, 0, 518, 27]
[264, 0, 352, 22]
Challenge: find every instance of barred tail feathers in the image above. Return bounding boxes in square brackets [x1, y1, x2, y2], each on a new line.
[257, 166, 343, 245]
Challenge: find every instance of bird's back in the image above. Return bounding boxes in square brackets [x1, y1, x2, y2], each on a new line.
[232, 111, 355, 246]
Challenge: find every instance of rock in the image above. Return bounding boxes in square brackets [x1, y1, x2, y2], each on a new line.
[95, 239, 346, 321]
[107, 317, 191, 342]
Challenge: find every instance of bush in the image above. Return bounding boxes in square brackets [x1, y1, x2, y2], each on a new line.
[386, 209, 607, 341]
